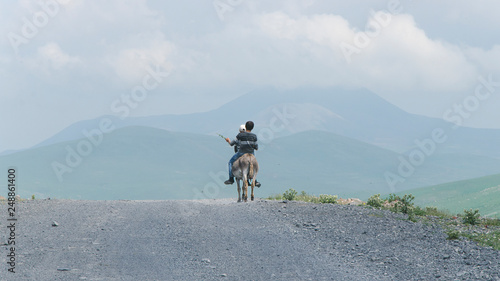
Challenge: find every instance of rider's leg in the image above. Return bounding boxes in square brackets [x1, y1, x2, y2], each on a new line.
[225, 152, 244, 184]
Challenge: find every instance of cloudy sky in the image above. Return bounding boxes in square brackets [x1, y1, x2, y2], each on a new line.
[2, 0, 500, 151]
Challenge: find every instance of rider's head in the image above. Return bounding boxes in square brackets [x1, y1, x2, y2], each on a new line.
[245, 121, 254, 132]
[239, 124, 246, 132]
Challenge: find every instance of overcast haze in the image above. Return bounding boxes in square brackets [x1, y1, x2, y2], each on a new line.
[2, 0, 500, 151]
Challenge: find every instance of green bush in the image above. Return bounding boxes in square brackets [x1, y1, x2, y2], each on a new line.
[282, 188, 298, 201]
[393, 194, 415, 215]
[463, 209, 480, 225]
[446, 229, 460, 240]
[413, 206, 426, 216]
[319, 194, 337, 204]
[367, 194, 384, 208]
[407, 211, 417, 222]
[386, 193, 399, 203]
[295, 191, 318, 203]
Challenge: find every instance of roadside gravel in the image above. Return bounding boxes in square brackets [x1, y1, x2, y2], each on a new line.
[1, 198, 499, 280]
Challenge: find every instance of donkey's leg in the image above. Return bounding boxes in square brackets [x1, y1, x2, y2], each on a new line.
[237, 180, 242, 203]
[251, 179, 255, 201]
[243, 175, 248, 202]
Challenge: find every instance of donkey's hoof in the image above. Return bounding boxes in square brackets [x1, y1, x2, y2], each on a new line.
[251, 196, 254, 201]
[237, 199, 242, 203]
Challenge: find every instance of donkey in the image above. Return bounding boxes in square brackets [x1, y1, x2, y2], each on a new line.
[231, 153, 259, 202]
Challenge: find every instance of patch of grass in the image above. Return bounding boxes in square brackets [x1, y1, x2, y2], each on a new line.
[319, 194, 338, 204]
[423, 206, 451, 219]
[413, 206, 426, 216]
[379, 194, 417, 221]
[463, 209, 480, 225]
[267, 190, 338, 204]
[295, 191, 320, 203]
[282, 188, 298, 201]
[424, 210, 500, 251]
[482, 218, 500, 227]
[446, 229, 461, 240]
[462, 231, 500, 250]
[267, 194, 283, 201]
[386, 193, 399, 203]
[366, 194, 384, 208]
[393, 194, 415, 215]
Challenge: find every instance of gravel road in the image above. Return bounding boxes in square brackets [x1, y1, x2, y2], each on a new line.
[1, 198, 499, 280]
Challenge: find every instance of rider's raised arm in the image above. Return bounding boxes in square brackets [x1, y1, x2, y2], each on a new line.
[229, 139, 238, 146]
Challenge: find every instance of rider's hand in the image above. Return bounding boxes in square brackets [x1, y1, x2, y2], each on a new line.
[225, 138, 230, 143]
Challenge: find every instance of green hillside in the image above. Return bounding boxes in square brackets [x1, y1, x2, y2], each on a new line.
[260, 130, 500, 198]
[2, 126, 500, 201]
[401, 174, 500, 218]
[0, 126, 234, 200]
[0, 127, 403, 200]
[0, 127, 395, 199]
[259, 130, 402, 198]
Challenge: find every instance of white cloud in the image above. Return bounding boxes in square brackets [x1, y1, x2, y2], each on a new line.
[259, 11, 351, 46]
[358, 13, 477, 92]
[3, 0, 500, 151]
[465, 45, 500, 75]
[255, 11, 477, 94]
[109, 37, 176, 84]
[36, 42, 81, 70]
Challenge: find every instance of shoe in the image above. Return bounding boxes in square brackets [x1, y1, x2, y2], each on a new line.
[224, 178, 234, 185]
[247, 180, 261, 187]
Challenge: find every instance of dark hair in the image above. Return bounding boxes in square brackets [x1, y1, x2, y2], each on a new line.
[245, 121, 254, 131]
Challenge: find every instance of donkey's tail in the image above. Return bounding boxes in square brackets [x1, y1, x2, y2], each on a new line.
[248, 159, 254, 179]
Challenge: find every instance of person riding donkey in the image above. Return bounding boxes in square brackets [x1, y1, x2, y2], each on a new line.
[225, 121, 261, 187]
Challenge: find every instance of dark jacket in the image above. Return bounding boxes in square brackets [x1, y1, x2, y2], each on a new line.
[236, 132, 258, 154]
[229, 137, 240, 153]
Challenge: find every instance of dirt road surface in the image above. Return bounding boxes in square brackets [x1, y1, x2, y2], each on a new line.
[1, 199, 499, 280]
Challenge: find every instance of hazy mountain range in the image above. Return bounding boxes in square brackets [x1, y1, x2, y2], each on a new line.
[2, 87, 500, 206]
[16, 86, 500, 158]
